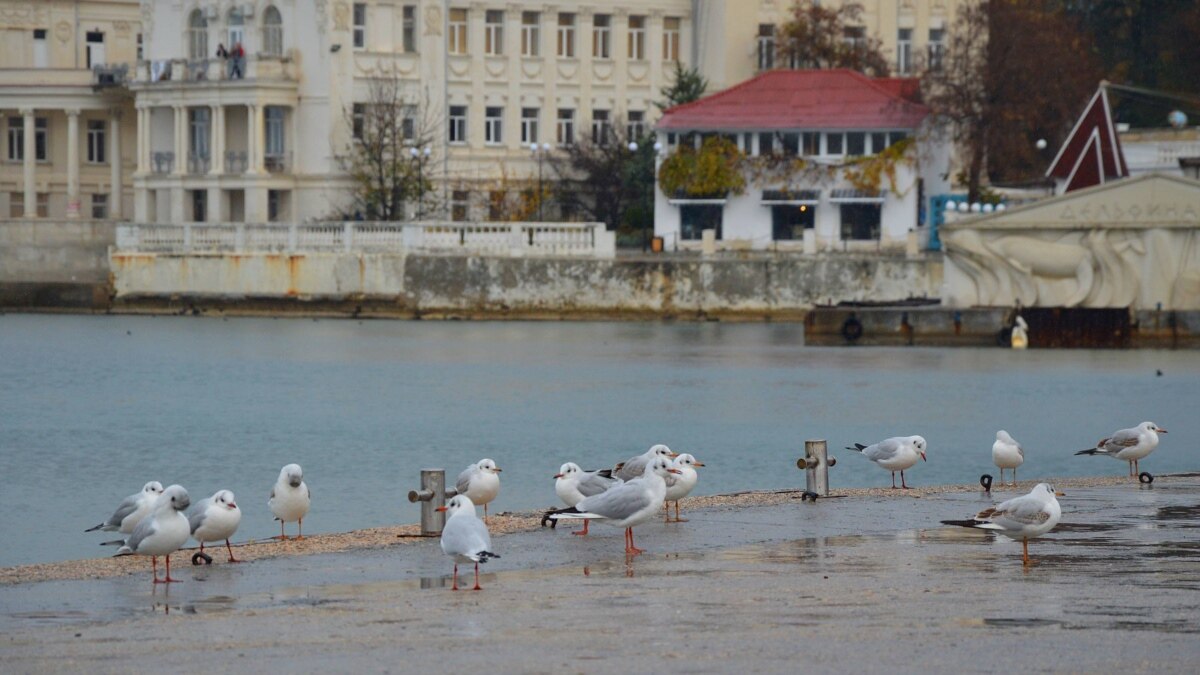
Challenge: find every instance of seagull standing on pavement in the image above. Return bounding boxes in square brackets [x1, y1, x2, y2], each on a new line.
[457, 459, 502, 523]
[846, 436, 927, 489]
[664, 453, 705, 523]
[941, 483, 1064, 566]
[269, 464, 310, 539]
[1075, 421, 1166, 477]
[612, 444, 678, 481]
[437, 495, 500, 591]
[114, 485, 192, 583]
[992, 431, 1025, 487]
[189, 489, 242, 563]
[552, 462, 618, 536]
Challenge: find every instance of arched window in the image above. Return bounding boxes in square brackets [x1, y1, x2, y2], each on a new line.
[227, 7, 245, 48]
[262, 6, 283, 56]
[187, 9, 208, 60]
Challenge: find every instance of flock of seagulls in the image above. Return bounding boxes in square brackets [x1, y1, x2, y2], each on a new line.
[88, 420, 1169, 584]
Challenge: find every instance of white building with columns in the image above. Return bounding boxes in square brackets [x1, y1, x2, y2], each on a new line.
[0, 0, 139, 220]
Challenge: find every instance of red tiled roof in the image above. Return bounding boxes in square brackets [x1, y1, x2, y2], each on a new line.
[658, 69, 930, 132]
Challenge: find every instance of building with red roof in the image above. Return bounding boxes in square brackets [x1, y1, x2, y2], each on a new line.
[653, 69, 951, 252]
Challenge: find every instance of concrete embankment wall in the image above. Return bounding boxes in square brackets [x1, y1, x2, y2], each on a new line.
[108, 251, 943, 319]
[0, 221, 115, 309]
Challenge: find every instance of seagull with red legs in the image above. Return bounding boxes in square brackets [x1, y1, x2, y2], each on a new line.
[438, 495, 500, 591]
[189, 489, 242, 563]
[551, 462, 618, 536]
[114, 485, 192, 583]
[846, 435, 927, 489]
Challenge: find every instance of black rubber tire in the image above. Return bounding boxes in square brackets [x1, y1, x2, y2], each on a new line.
[841, 317, 864, 343]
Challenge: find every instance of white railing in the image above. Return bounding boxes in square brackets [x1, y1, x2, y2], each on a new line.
[115, 222, 615, 258]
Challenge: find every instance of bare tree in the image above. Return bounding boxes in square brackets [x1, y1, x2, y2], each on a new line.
[550, 116, 655, 235]
[776, 1, 890, 76]
[337, 75, 441, 220]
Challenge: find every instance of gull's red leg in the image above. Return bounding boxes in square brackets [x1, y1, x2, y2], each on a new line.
[151, 555, 162, 584]
[572, 519, 590, 536]
[473, 562, 482, 591]
[295, 519, 304, 541]
[163, 554, 181, 583]
[225, 538, 241, 563]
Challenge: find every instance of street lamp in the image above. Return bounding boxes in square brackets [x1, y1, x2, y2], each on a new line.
[409, 146, 431, 220]
[531, 142, 552, 221]
[628, 141, 664, 253]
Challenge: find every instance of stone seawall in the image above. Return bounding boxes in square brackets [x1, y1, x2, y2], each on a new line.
[108, 251, 943, 319]
[0, 220, 116, 310]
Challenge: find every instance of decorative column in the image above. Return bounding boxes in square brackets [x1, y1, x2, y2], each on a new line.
[247, 103, 265, 174]
[209, 104, 225, 175]
[172, 105, 187, 175]
[135, 106, 149, 174]
[66, 108, 81, 218]
[20, 108, 36, 217]
[109, 110, 122, 219]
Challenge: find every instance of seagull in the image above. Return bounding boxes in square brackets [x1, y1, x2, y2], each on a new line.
[1075, 421, 1167, 477]
[114, 485, 192, 583]
[663, 453, 705, 523]
[612, 444, 678, 481]
[269, 464, 311, 539]
[456, 459, 501, 523]
[992, 431, 1025, 486]
[846, 436, 927, 489]
[543, 457, 681, 556]
[941, 483, 1064, 566]
[85, 481, 164, 535]
[553, 462, 618, 536]
[189, 489, 242, 563]
[437, 495, 500, 591]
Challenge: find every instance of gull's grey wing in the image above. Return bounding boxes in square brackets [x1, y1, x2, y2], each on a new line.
[576, 472, 618, 498]
[577, 480, 651, 520]
[455, 467, 474, 494]
[188, 498, 212, 534]
[615, 455, 648, 481]
[124, 514, 158, 553]
[1017, 443, 1025, 458]
[982, 494, 1051, 526]
[105, 493, 142, 528]
[442, 515, 492, 557]
[863, 438, 904, 463]
[1101, 428, 1140, 451]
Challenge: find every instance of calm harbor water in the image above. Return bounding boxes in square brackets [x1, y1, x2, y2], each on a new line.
[1, 314, 1197, 567]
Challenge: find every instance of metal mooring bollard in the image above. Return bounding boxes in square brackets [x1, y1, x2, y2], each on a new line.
[406, 469, 460, 536]
[795, 439, 836, 497]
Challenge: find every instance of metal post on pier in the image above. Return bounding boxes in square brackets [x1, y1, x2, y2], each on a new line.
[796, 439, 836, 497]
[406, 469, 460, 536]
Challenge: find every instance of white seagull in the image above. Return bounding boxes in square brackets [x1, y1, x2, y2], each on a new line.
[846, 435, 927, 489]
[553, 462, 618, 536]
[189, 489, 242, 563]
[437, 495, 500, 591]
[269, 464, 311, 539]
[114, 485, 192, 583]
[612, 444, 678, 482]
[941, 483, 1064, 566]
[992, 430, 1025, 486]
[544, 457, 681, 556]
[1075, 421, 1167, 477]
[85, 481, 164, 534]
[663, 453, 705, 523]
[456, 459, 502, 522]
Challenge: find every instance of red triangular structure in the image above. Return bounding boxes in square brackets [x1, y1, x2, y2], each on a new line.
[1046, 86, 1129, 193]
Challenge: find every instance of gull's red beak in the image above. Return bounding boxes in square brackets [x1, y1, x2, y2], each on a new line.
[435, 506, 447, 512]
[228, 502, 237, 509]
[693, 462, 706, 467]
[1158, 429, 1168, 433]
[553, 473, 563, 479]
[668, 468, 683, 474]
[921, 452, 927, 462]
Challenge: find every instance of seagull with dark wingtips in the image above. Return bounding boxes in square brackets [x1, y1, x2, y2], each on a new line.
[1075, 421, 1166, 477]
[114, 485, 192, 583]
[846, 436, 927, 489]
[85, 481, 164, 535]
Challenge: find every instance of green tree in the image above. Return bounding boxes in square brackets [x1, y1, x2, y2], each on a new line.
[657, 62, 709, 111]
[551, 116, 655, 238]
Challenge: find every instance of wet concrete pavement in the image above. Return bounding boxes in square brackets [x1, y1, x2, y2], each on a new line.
[3, 479, 1199, 673]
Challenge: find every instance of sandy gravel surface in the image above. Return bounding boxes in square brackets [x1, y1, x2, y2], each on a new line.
[0, 474, 1163, 586]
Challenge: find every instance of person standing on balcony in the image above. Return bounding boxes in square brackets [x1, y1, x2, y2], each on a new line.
[230, 42, 245, 79]
[216, 43, 229, 79]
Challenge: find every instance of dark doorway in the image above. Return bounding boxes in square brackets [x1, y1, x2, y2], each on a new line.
[1020, 308, 1132, 348]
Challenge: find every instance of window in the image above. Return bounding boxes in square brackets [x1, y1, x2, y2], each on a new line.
[449, 105, 467, 143]
[557, 13, 575, 57]
[91, 194, 108, 219]
[771, 204, 813, 240]
[488, 191, 506, 220]
[137, 33, 143, 60]
[628, 16, 645, 60]
[449, 8, 467, 54]
[33, 28, 48, 68]
[401, 109, 416, 143]
[268, 190, 287, 221]
[680, 205, 723, 240]
[186, 12, 207, 60]
[36, 192, 49, 218]
[189, 108, 211, 172]
[780, 132, 799, 156]
[403, 6, 417, 53]
[758, 132, 775, 155]
[353, 3, 367, 49]
[928, 28, 945, 71]
[521, 108, 539, 144]
[6, 118, 22, 161]
[451, 190, 470, 221]
[9, 192, 22, 218]
[663, 17, 680, 61]
[262, 6, 283, 57]
[87, 120, 106, 164]
[191, 190, 207, 222]
[870, 132, 887, 154]
[840, 203, 881, 240]
[34, 117, 47, 161]
[846, 132, 866, 156]
[593, 15, 611, 59]
[897, 28, 912, 75]
[227, 8, 245, 47]
[521, 12, 540, 56]
[265, 107, 285, 161]
[591, 109, 610, 145]
[86, 31, 105, 68]
[556, 109, 574, 145]
[802, 132, 820, 156]
[627, 110, 645, 140]
[757, 24, 775, 70]
[485, 107, 503, 145]
[485, 10, 504, 55]
[352, 103, 365, 140]
[843, 26, 865, 49]
[826, 132, 844, 155]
